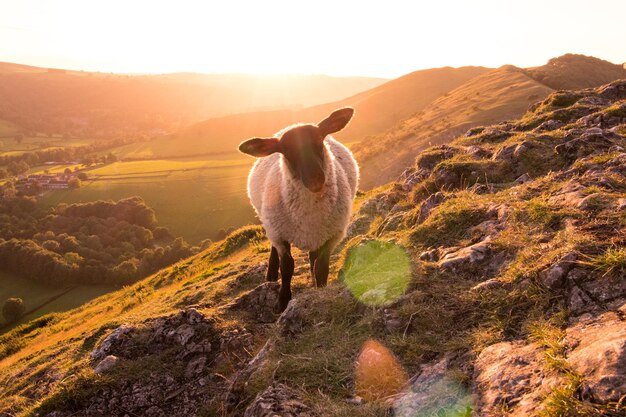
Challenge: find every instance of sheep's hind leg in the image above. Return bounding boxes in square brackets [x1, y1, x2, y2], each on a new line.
[277, 242, 294, 313]
[266, 246, 279, 281]
[313, 240, 332, 287]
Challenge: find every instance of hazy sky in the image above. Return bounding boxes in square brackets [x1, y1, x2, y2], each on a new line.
[0, 0, 624, 78]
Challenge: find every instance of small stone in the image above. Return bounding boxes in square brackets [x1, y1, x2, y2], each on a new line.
[419, 249, 439, 262]
[540, 252, 577, 289]
[514, 173, 532, 184]
[184, 355, 207, 379]
[94, 355, 118, 374]
[438, 238, 491, 271]
[471, 279, 503, 292]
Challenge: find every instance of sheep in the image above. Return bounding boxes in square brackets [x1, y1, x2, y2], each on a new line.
[238, 108, 359, 312]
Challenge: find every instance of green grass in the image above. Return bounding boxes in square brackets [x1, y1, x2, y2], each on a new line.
[410, 194, 488, 247]
[38, 156, 256, 244]
[0, 271, 116, 332]
[0, 135, 94, 155]
[582, 247, 626, 277]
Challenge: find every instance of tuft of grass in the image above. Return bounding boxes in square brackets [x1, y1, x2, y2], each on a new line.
[581, 247, 626, 277]
[527, 313, 568, 372]
[515, 197, 572, 230]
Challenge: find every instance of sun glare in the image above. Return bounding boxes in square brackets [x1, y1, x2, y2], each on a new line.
[0, 0, 624, 77]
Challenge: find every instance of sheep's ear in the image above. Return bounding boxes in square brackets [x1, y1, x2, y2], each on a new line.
[238, 137, 280, 157]
[318, 107, 354, 136]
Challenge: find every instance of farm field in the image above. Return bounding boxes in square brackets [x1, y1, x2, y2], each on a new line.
[39, 155, 258, 244]
[0, 271, 116, 332]
[0, 134, 95, 156]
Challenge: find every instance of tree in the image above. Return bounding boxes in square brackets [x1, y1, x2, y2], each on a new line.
[68, 177, 81, 188]
[64, 167, 73, 175]
[77, 172, 88, 181]
[3, 298, 25, 323]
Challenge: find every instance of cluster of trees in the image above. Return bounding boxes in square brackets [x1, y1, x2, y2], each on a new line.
[0, 140, 123, 178]
[2, 298, 25, 323]
[0, 195, 197, 285]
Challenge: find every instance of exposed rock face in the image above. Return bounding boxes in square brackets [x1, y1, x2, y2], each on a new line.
[474, 342, 564, 416]
[227, 281, 280, 322]
[75, 308, 254, 417]
[91, 308, 217, 362]
[565, 309, 626, 402]
[415, 192, 448, 224]
[244, 384, 316, 417]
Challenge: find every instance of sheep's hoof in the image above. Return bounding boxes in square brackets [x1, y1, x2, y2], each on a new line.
[275, 296, 290, 314]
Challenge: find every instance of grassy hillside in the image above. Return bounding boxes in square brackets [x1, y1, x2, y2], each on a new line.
[353, 65, 554, 188]
[2, 80, 626, 417]
[0, 271, 116, 333]
[121, 67, 490, 159]
[354, 54, 626, 189]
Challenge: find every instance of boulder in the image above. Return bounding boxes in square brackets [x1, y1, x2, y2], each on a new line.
[227, 282, 280, 323]
[94, 355, 118, 374]
[438, 238, 491, 272]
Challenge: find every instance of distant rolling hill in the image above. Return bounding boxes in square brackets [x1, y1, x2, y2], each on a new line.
[354, 54, 626, 188]
[119, 66, 491, 158]
[0, 61, 385, 137]
[524, 53, 626, 90]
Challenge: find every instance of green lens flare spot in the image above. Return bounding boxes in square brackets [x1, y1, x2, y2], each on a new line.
[341, 240, 411, 306]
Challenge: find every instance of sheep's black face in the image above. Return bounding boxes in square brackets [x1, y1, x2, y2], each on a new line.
[238, 107, 354, 194]
[280, 125, 326, 193]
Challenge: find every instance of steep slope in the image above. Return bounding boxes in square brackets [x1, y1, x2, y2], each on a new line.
[525, 53, 626, 90]
[121, 67, 489, 158]
[0, 62, 385, 137]
[2, 80, 626, 417]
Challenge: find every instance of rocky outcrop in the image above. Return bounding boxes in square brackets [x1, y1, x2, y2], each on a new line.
[565, 308, 626, 402]
[474, 342, 564, 416]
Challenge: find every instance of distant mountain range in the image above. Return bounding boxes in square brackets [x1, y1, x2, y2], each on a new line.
[0, 61, 385, 137]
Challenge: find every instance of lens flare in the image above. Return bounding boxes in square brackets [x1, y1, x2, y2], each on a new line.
[340, 240, 411, 306]
[355, 339, 408, 403]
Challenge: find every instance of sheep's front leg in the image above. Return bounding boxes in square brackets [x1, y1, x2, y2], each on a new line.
[308, 250, 318, 285]
[266, 246, 279, 281]
[277, 242, 294, 312]
[313, 239, 333, 287]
